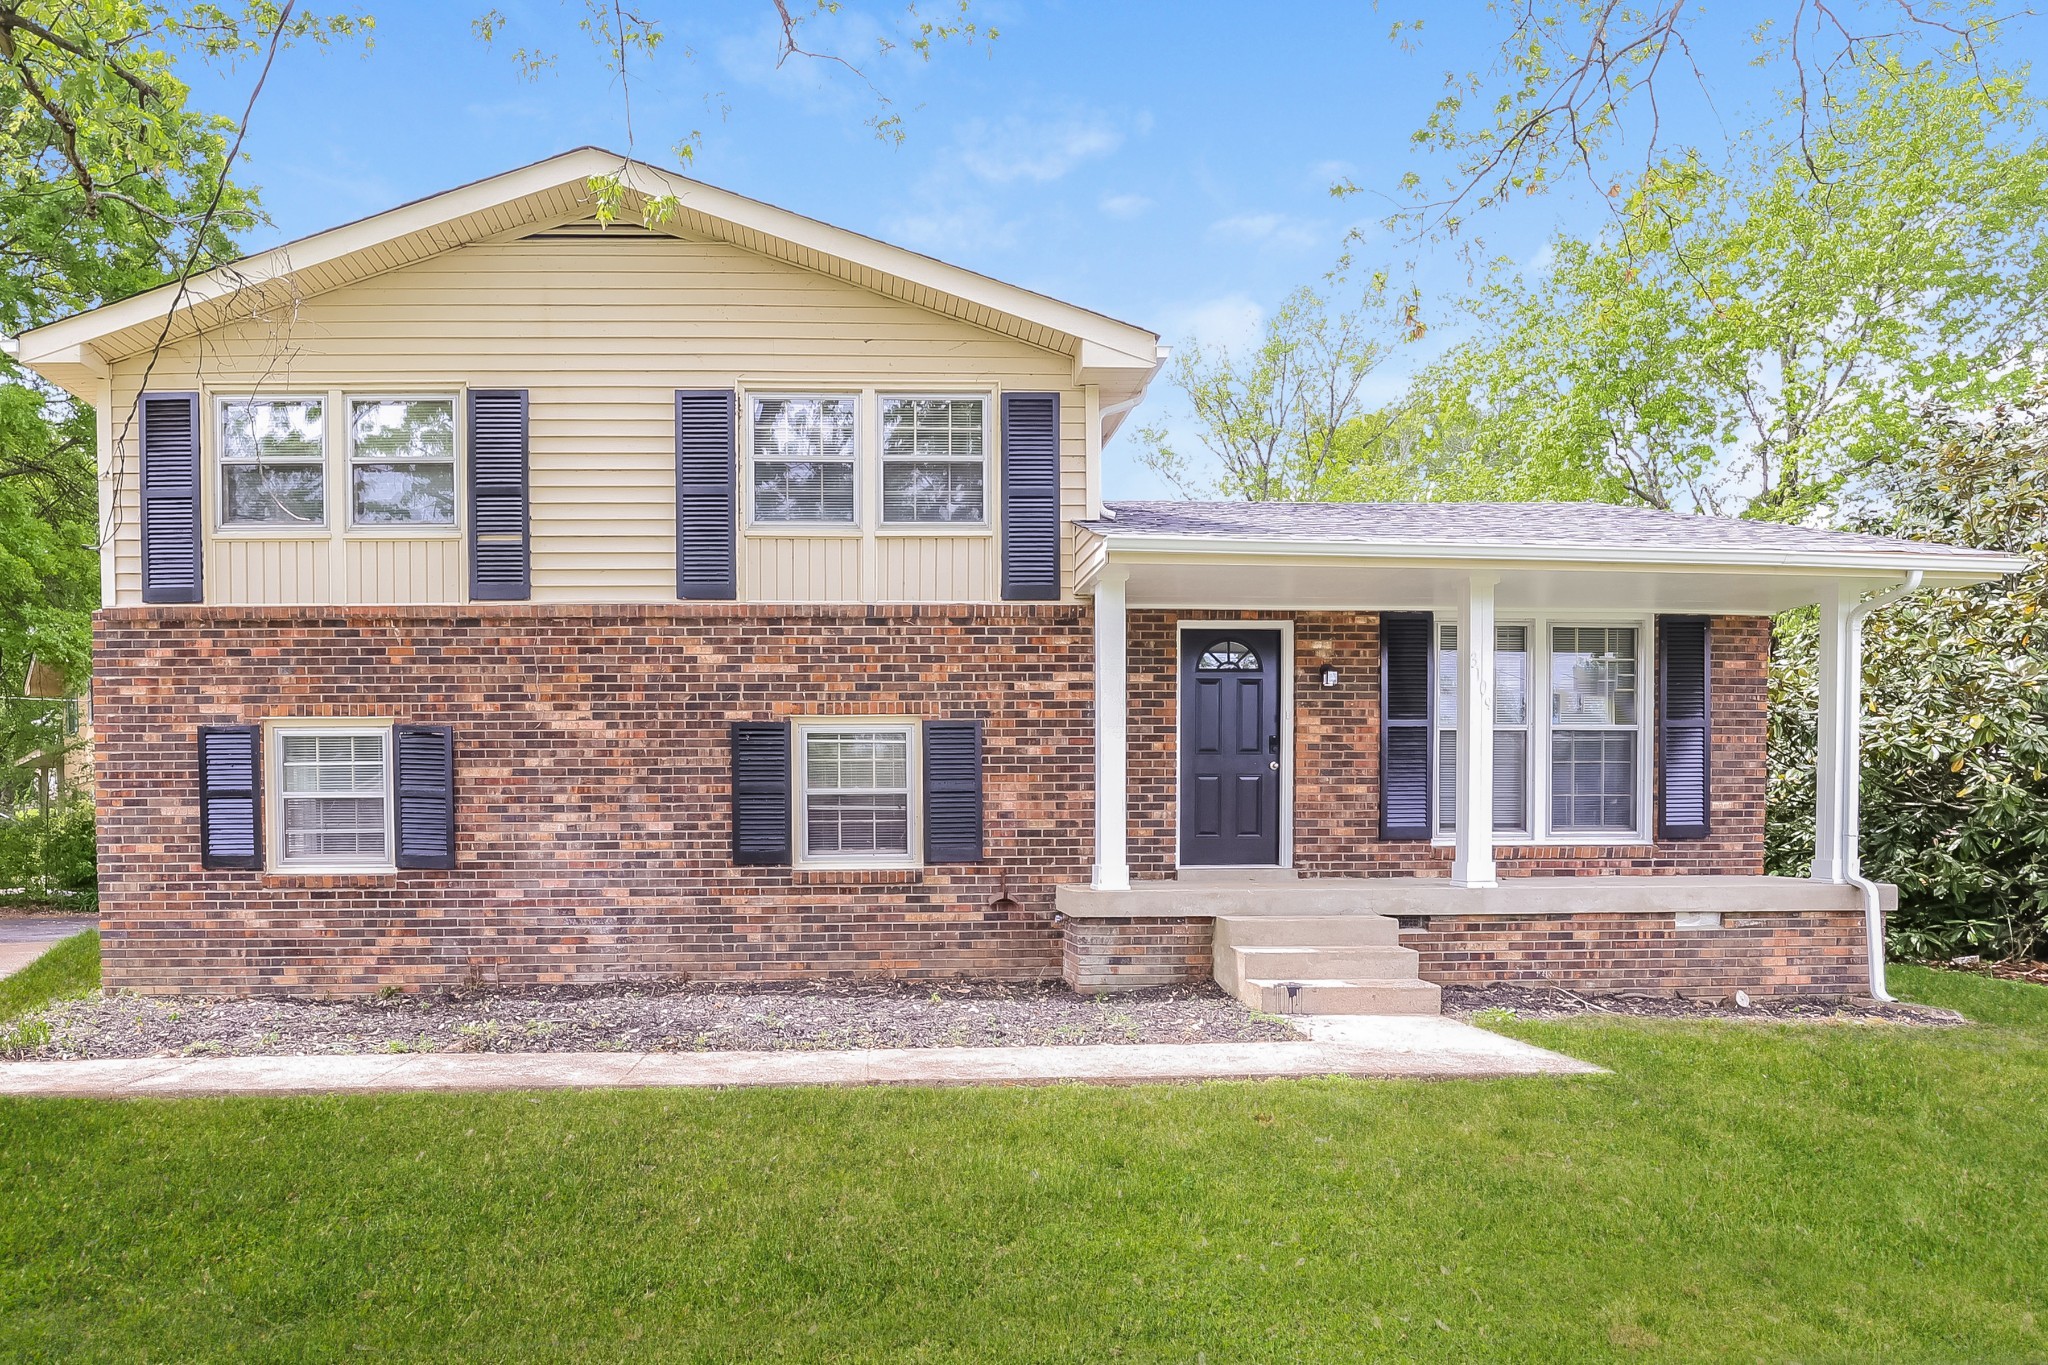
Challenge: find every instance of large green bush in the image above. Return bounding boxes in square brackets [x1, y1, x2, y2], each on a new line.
[1766, 397, 2048, 960]
[0, 797, 97, 905]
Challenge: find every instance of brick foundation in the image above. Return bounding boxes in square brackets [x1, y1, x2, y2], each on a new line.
[94, 603, 1094, 996]
[1127, 611, 1769, 878]
[1060, 917, 1213, 993]
[1403, 911, 1869, 997]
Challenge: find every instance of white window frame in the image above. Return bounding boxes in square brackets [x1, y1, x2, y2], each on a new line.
[1432, 612, 1654, 846]
[266, 720, 397, 873]
[793, 718, 922, 869]
[877, 392, 992, 528]
[215, 394, 330, 533]
[745, 392, 862, 530]
[344, 393, 462, 533]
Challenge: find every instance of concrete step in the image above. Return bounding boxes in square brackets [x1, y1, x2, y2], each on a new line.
[1232, 944, 1421, 978]
[1213, 914, 1403, 949]
[1175, 867, 1300, 885]
[1241, 977, 1444, 1016]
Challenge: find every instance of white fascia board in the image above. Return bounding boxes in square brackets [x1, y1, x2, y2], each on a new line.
[1094, 534, 2024, 582]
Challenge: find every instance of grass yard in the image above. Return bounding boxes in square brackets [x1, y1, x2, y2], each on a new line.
[0, 928, 98, 1025]
[3, 964, 2045, 1361]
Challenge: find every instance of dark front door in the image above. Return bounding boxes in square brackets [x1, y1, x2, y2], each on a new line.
[1179, 628, 1283, 866]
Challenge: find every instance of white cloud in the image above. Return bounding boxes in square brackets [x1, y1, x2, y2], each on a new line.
[886, 202, 1019, 256]
[1099, 192, 1152, 220]
[1207, 212, 1326, 253]
[1164, 293, 1266, 356]
[955, 112, 1125, 184]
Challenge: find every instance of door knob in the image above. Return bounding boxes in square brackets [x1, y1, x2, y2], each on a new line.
[1269, 760, 1280, 771]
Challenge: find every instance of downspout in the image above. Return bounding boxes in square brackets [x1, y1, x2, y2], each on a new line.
[1842, 570, 1923, 1002]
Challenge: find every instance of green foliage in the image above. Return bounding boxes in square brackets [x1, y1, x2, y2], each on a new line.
[1376, 61, 2048, 518]
[1767, 395, 2048, 960]
[0, 798, 97, 902]
[1137, 279, 1418, 501]
[0, 929, 99, 1024]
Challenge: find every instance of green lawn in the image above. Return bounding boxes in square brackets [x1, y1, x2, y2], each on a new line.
[2, 964, 2045, 1361]
[0, 928, 98, 1022]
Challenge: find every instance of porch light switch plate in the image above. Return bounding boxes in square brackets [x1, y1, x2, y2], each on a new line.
[1674, 911, 1723, 930]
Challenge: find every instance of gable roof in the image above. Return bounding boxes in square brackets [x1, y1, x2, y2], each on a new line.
[1084, 501, 2023, 582]
[7, 147, 1164, 414]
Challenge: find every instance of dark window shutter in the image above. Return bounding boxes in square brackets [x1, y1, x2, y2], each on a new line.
[198, 725, 261, 869]
[468, 389, 530, 600]
[1000, 391, 1061, 600]
[731, 721, 792, 865]
[676, 390, 737, 600]
[394, 725, 456, 869]
[1657, 615, 1712, 840]
[140, 392, 203, 604]
[1380, 612, 1434, 841]
[924, 720, 985, 863]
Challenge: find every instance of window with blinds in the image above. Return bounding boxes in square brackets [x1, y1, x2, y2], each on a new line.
[880, 396, 987, 524]
[350, 398, 457, 525]
[1550, 625, 1641, 833]
[799, 725, 916, 863]
[1434, 623, 1532, 835]
[750, 395, 857, 524]
[277, 729, 391, 866]
[219, 398, 326, 526]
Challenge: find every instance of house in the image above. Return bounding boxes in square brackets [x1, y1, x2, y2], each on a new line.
[17, 655, 92, 808]
[5, 149, 2021, 1007]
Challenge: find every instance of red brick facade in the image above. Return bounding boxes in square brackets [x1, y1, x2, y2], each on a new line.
[96, 602, 1793, 999]
[1127, 611, 1768, 878]
[94, 603, 1094, 996]
[1402, 911, 1868, 997]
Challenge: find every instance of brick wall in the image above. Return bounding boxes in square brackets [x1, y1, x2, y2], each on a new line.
[94, 603, 1094, 996]
[1060, 918, 1213, 993]
[1128, 611, 1768, 878]
[1402, 911, 1868, 997]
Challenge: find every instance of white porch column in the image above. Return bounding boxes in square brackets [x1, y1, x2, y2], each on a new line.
[1812, 581, 1854, 882]
[1451, 572, 1498, 888]
[1092, 567, 1131, 891]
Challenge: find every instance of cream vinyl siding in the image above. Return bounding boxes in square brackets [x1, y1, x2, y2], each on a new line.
[101, 225, 1088, 607]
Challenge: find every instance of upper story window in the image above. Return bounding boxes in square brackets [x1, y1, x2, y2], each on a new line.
[349, 398, 457, 526]
[881, 396, 987, 524]
[751, 395, 857, 524]
[220, 398, 325, 526]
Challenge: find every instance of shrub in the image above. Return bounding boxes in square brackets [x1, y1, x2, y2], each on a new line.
[0, 797, 97, 904]
[1766, 395, 2048, 961]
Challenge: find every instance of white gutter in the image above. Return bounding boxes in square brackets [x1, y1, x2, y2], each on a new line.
[0, 336, 17, 359]
[1843, 570, 1923, 1001]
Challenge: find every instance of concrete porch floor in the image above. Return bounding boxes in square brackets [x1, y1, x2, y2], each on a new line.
[1056, 874, 1894, 920]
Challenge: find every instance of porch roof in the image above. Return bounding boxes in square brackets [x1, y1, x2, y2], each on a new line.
[1075, 501, 2023, 614]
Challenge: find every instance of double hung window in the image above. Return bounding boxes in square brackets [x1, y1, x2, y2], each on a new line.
[219, 398, 326, 526]
[275, 728, 392, 867]
[1435, 620, 1644, 839]
[798, 724, 917, 863]
[349, 398, 457, 525]
[750, 395, 858, 524]
[881, 396, 987, 524]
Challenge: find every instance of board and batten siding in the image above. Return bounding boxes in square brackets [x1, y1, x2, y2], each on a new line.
[100, 225, 1092, 607]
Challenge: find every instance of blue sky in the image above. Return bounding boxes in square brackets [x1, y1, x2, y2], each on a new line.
[184, 1, 1801, 499]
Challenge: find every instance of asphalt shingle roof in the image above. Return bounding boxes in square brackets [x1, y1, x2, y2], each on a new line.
[1083, 501, 1990, 561]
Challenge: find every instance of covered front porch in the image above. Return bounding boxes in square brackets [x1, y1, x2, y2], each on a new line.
[1061, 501, 2016, 1009]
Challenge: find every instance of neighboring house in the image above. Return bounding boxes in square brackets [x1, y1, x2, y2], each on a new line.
[4, 150, 2021, 1006]
[17, 656, 91, 807]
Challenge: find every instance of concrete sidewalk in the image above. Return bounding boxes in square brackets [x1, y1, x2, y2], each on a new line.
[0, 1015, 1600, 1099]
[0, 915, 95, 977]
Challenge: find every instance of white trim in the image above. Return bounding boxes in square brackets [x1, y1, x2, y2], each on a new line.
[1089, 535, 2022, 581]
[1172, 619, 1296, 870]
[1450, 574, 1498, 888]
[1092, 570, 1130, 890]
[265, 719, 397, 874]
[791, 717, 922, 870]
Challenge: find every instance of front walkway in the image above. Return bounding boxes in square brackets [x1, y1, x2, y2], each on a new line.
[0, 1015, 1599, 1098]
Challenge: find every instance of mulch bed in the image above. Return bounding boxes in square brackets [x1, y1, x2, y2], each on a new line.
[10, 978, 1303, 1060]
[1442, 983, 1964, 1025]
[1978, 959, 2048, 987]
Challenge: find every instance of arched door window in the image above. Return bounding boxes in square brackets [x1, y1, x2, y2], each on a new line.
[1195, 639, 1261, 672]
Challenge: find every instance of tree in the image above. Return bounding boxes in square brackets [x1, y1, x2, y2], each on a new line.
[1376, 0, 2030, 240]
[1767, 392, 2048, 961]
[1135, 281, 1418, 502]
[1373, 61, 2048, 519]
